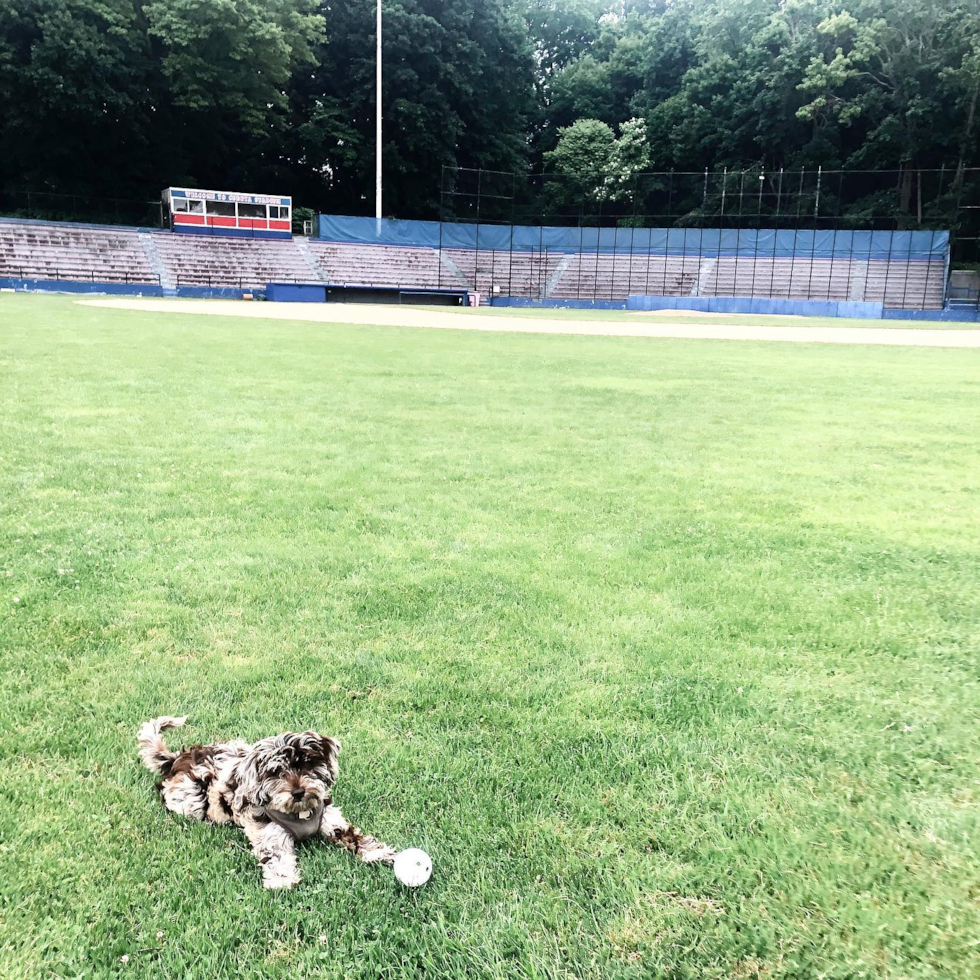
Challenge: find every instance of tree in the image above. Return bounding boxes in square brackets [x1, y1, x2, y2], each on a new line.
[603, 116, 651, 200]
[544, 116, 650, 215]
[3, 0, 980, 222]
[141, 0, 325, 191]
[524, 0, 606, 79]
[545, 117, 617, 208]
[0, 0, 152, 198]
[280, 0, 534, 219]
[943, 34, 980, 188]
[143, 0, 324, 135]
[795, 0, 968, 171]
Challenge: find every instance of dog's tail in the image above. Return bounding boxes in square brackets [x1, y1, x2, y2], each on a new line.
[138, 716, 187, 775]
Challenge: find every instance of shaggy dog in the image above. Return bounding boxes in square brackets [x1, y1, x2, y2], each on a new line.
[138, 716, 395, 889]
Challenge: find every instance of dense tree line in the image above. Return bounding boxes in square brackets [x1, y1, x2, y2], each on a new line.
[1, 0, 980, 220]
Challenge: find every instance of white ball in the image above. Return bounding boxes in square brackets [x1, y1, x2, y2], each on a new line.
[393, 848, 432, 887]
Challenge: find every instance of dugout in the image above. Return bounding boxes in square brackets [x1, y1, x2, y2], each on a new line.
[324, 285, 467, 305]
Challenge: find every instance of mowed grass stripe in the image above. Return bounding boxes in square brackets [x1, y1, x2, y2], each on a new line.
[1, 294, 978, 980]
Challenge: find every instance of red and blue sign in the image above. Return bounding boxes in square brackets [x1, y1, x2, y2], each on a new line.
[164, 187, 292, 240]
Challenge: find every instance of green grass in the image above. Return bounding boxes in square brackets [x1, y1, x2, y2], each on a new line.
[1, 293, 978, 980]
[451, 305, 980, 330]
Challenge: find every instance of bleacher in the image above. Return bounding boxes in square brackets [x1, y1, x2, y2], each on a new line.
[307, 241, 445, 288]
[542, 252, 946, 308]
[444, 249, 564, 299]
[0, 218, 949, 310]
[0, 221, 157, 284]
[153, 234, 313, 288]
[549, 253, 700, 302]
[864, 259, 947, 309]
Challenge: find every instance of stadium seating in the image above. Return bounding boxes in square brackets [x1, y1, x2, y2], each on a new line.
[152, 234, 314, 288]
[544, 251, 945, 308]
[306, 241, 446, 289]
[549, 253, 700, 301]
[443, 249, 565, 299]
[864, 259, 946, 309]
[0, 221, 157, 283]
[0, 219, 948, 309]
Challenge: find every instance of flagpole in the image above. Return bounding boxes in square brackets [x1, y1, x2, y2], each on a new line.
[375, 0, 382, 234]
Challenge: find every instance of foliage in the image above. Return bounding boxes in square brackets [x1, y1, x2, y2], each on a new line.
[604, 116, 651, 200]
[143, 0, 324, 135]
[2, 0, 980, 216]
[544, 116, 650, 213]
[544, 118, 617, 206]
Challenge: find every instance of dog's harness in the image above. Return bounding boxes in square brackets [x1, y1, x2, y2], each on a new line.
[260, 800, 324, 841]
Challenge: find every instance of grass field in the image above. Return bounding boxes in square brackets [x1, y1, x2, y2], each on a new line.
[457, 305, 980, 330]
[1, 292, 978, 980]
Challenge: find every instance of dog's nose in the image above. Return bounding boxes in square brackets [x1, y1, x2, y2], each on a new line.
[291, 788, 305, 801]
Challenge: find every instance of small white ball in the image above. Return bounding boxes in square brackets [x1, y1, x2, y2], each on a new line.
[394, 848, 432, 887]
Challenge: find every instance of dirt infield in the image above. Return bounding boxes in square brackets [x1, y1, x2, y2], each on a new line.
[77, 297, 980, 348]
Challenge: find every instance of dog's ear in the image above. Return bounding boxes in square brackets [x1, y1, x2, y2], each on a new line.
[318, 735, 340, 780]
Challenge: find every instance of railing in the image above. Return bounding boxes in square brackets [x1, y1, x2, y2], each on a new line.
[324, 279, 454, 290]
[174, 273, 321, 289]
[0, 266, 160, 285]
[442, 246, 554, 300]
[947, 283, 980, 307]
[174, 273, 454, 290]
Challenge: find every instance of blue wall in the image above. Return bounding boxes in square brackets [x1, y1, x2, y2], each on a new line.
[174, 285, 258, 299]
[0, 278, 260, 300]
[318, 213, 949, 260]
[174, 226, 291, 241]
[883, 307, 980, 323]
[266, 282, 326, 302]
[0, 278, 164, 297]
[490, 297, 626, 310]
[626, 295, 885, 318]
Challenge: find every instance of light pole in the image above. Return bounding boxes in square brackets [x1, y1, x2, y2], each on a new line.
[376, 0, 382, 233]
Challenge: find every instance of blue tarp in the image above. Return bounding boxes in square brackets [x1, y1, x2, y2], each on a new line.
[317, 214, 949, 261]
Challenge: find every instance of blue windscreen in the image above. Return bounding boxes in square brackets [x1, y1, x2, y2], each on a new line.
[317, 214, 949, 260]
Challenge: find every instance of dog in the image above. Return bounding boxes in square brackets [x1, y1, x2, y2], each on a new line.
[138, 716, 395, 889]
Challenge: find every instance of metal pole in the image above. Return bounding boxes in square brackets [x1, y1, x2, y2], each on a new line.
[474, 169, 481, 296]
[922, 167, 945, 311]
[715, 169, 727, 295]
[593, 191, 602, 305]
[627, 174, 637, 299]
[663, 168, 674, 296]
[733, 170, 744, 299]
[508, 172, 516, 299]
[835, 170, 846, 303]
[695, 176, 705, 299]
[790, 169, 805, 300]
[751, 171, 763, 300]
[375, 0, 382, 233]
[807, 168, 820, 301]
[769, 168, 782, 299]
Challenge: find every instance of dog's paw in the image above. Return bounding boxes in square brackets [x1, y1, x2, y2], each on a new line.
[360, 843, 397, 866]
[263, 868, 301, 890]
